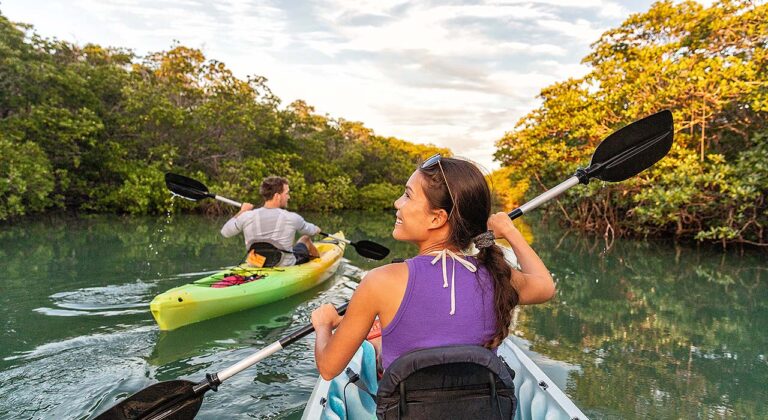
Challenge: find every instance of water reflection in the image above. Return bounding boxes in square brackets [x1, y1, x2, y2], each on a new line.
[515, 217, 768, 418]
[0, 213, 765, 419]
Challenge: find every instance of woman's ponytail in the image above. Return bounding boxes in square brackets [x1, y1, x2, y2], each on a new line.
[477, 243, 519, 348]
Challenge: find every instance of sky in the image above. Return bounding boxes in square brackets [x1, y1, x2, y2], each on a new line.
[1, 0, 710, 170]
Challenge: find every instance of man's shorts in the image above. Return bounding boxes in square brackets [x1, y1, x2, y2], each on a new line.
[293, 242, 311, 265]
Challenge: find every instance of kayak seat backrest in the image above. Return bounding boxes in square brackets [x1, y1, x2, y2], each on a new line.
[376, 345, 517, 419]
[247, 241, 285, 267]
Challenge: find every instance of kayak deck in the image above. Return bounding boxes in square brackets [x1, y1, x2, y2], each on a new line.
[301, 337, 587, 420]
[499, 338, 586, 419]
[150, 233, 346, 330]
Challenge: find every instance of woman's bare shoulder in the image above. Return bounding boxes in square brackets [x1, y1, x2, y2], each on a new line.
[353, 261, 410, 318]
[358, 261, 409, 289]
[368, 260, 408, 278]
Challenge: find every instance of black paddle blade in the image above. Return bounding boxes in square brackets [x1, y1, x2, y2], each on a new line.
[588, 110, 674, 182]
[165, 173, 212, 201]
[353, 240, 390, 260]
[95, 379, 204, 420]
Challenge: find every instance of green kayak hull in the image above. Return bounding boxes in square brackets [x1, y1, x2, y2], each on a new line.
[150, 232, 346, 330]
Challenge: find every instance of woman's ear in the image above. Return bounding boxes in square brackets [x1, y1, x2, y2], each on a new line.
[428, 208, 450, 230]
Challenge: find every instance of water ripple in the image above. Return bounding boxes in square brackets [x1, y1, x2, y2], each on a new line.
[33, 307, 147, 317]
[35, 281, 156, 318]
[4, 326, 156, 362]
[51, 281, 154, 304]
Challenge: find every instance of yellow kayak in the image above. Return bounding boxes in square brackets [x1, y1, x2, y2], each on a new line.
[150, 233, 346, 330]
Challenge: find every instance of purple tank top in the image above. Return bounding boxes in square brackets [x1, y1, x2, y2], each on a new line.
[381, 254, 497, 369]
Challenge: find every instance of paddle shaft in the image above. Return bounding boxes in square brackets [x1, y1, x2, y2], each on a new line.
[506, 111, 673, 221]
[209, 196, 359, 246]
[211, 196, 357, 249]
[201, 303, 349, 388]
[95, 304, 350, 419]
[508, 175, 581, 220]
[215, 195, 241, 207]
[319, 231, 352, 245]
[505, 142, 658, 220]
[209, 196, 353, 247]
[210, 193, 372, 252]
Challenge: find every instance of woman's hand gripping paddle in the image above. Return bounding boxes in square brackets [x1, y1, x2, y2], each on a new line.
[95, 303, 349, 419]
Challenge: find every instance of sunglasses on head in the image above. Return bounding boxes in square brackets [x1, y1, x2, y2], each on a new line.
[421, 153, 442, 169]
[421, 154, 457, 216]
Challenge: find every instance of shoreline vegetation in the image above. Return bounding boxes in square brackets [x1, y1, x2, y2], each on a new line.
[2, 1, 767, 248]
[0, 11, 448, 221]
[496, 1, 767, 248]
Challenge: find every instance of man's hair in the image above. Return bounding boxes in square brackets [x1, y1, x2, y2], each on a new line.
[260, 176, 289, 201]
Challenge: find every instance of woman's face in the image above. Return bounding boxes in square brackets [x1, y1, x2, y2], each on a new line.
[393, 170, 437, 242]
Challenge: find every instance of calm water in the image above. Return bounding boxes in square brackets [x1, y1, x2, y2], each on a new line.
[0, 212, 766, 419]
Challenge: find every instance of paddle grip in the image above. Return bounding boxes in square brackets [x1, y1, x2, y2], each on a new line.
[192, 372, 221, 395]
[507, 208, 523, 220]
[279, 303, 349, 348]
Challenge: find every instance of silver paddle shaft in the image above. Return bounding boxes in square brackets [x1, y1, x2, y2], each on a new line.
[214, 302, 348, 383]
[217, 341, 283, 382]
[321, 232, 352, 245]
[215, 195, 242, 207]
[511, 176, 580, 218]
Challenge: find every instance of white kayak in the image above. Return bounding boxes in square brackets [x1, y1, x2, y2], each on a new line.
[301, 338, 588, 420]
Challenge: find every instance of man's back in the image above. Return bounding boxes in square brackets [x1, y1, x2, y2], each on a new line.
[220, 207, 320, 266]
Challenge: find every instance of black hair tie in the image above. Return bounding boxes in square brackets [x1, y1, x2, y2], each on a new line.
[473, 231, 495, 249]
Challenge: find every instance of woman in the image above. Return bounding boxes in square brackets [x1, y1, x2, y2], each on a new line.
[311, 155, 555, 380]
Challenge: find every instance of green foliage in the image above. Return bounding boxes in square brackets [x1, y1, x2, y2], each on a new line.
[0, 134, 55, 219]
[494, 0, 768, 246]
[0, 12, 448, 221]
[301, 176, 357, 212]
[99, 164, 171, 214]
[2, 104, 104, 203]
[357, 182, 401, 211]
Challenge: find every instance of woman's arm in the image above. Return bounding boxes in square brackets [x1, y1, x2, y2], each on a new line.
[487, 212, 555, 304]
[311, 270, 381, 380]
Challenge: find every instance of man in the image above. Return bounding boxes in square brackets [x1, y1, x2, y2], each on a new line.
[221, 176, 321, 266]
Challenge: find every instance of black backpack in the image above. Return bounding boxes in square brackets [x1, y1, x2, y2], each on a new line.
[375, 345, 517, 419]
[246, 241, 287, 267]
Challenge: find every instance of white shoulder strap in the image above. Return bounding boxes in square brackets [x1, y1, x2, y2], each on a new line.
[253, 207, 263, 234]
[274, 209, 286, 234]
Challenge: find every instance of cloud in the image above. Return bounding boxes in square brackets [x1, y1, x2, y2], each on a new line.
[309, 1, 562, 58]
[486, 0, 627, 19]
[2, 0, 654, 170]
[535, 18, 606, 44]
[67, 0, 289, 54]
